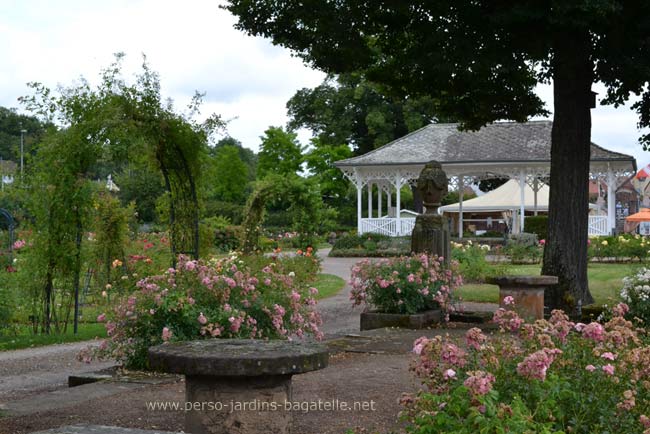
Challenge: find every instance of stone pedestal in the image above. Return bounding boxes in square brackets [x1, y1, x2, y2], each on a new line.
[487, 275, 558, 321]
[411, 214, 450, 264]
[148, 339, 329, 434]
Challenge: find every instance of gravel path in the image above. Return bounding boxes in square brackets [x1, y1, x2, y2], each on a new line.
[0, 340, 114, 403]
[316, 248, 364, 337]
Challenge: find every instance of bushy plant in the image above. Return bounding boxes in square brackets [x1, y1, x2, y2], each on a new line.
[402, 304, 650, 434]
[505, 232, 542, 263]
[589, 234, 649, 262]
[524, 215, 548, 241]
[620, 267, 650, 326]
[451, 240, 500, 282]
[95, 254, 322, 369]
[332, 233, 390, 250]
[350, 255, 462, 315]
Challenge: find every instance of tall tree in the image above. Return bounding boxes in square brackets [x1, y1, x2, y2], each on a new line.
[212, 136, 257, 180]
[210, 144, 250, 203]
[257, 126, 304, 178]
[0, 106, 50, 165]
[226, 1, 650, 316]
[288, 74, 444, 155]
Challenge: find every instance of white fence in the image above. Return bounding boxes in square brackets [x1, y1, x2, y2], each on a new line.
[588, 216, 608, 236]
[360, 216, 610, 237]
[359, 218, 415, 236]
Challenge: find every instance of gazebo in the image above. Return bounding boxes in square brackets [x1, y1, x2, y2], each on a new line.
[334, 121, 636, 238]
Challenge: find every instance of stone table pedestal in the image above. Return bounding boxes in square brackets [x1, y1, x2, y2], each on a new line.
[487, 275, 558, 320]
[148, 339, 328, 434]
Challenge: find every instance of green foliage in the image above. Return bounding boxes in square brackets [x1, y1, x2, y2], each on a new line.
[209, 144, 249, 203]
[332, 233, 390, 250]
[525, 216, 548, 241]
[451, 240, 505, 282]
[506, 233, 542, 263]
[115, 162, 165, 223]
[241, 174, 331, 253]
[211, 136, 257, 180]
[257, 126, 304, 178]
[287, 74, 447, 155]
[0, 106, 50, 164]
[329, 234, 411, 257]
[0, 273, 15, 335]
[588, 235, 650, 262]
[92, 192, 134, 289]
[201, 216, 241, 253]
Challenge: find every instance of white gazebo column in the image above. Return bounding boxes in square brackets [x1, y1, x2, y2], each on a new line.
[356, 181, 363, 234]
[395, 175, 402, 236]
[533, 178, 539, 216]
[607, 168, 616, 234]
[519, 171, 526, 233]
[458, 176, 464, 239]
[367, 183, 373, 219]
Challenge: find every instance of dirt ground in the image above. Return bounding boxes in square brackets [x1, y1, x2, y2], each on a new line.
[0, 351, 418, 434]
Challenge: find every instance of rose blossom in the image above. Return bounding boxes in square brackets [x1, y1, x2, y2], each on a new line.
[602, 364, 615, 375]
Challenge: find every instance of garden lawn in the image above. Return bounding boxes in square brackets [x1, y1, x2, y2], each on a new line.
[0, 323, 106, 351]
[457, 262, 638, 305]
[312, 273, 346, 299]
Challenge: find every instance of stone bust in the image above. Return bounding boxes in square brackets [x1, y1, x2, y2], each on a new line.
[416, 161, 448, 214]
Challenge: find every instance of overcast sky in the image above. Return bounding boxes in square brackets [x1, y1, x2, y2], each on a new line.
[2, 0, 649, 170]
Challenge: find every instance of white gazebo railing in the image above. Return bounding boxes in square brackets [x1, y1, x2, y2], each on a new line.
[359, 215, 610, 237]
[588, 216, 608, 236]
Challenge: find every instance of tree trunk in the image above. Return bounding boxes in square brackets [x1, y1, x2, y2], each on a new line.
[542, 29, 595, 317]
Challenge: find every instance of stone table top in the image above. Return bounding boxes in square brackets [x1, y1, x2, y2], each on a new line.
[148, 339, 329, 377]
[487, 275, 559, 286]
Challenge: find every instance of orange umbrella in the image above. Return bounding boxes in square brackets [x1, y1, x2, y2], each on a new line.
[626, 208, 650, 222]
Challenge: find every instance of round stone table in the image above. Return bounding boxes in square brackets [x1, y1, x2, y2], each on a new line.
[487, 275, 558, 320]
[148, 339, 329, 434]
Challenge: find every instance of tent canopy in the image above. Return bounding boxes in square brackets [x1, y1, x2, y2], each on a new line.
[626, 208, 650, 222]
[440, 180, 549, 213]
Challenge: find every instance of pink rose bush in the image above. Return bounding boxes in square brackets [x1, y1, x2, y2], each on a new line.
[350, 254, 462, 315]
[94, 254, 322, 369]
[401, 301, 650, 433]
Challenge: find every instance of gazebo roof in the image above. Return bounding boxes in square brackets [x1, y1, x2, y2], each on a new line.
[335, 121, 635, 174]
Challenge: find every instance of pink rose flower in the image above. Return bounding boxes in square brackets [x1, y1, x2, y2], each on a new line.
[198, 312, 207, 325]
[503, 295, 515, 306]
[602, 364, 615, 375]
[601, 352, 617, 361]
[96, 313, 106, 322]
[585, 364, 596, 372]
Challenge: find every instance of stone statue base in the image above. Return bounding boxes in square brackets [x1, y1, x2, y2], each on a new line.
[411, 214, 450, 264]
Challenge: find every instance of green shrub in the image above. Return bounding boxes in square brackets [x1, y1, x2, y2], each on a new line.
[524, 215, 548, 241]
[332, 233, 390, 250]
[505, 232, 541, 263]
[451, 240, 505, 282]
[589, 234, 649, 262]
[619, 267, 650, 325]
[0, 274, 14, 335]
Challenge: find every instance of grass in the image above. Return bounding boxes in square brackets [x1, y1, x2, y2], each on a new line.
[456, 262, 638, 305]
[313, 273, 346, 299]
[0, 323, 107, 351]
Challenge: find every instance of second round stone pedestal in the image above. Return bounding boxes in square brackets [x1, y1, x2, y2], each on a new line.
[148, 339, 329, 434]
[185, 374, 292, 434]
[487, 275, 558, 320]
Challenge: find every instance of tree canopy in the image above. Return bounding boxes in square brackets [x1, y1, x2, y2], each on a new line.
[257, 126, 304, 178]
[225, 0, 650, 315]
[288, 74, 444, 155]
